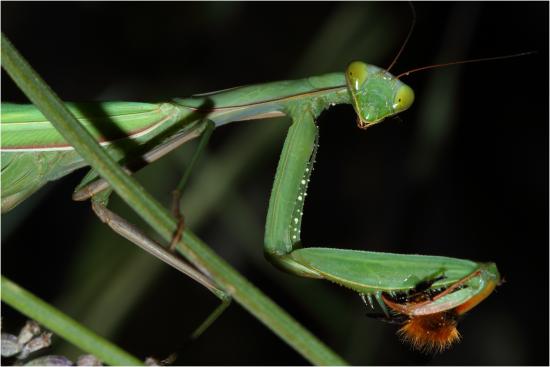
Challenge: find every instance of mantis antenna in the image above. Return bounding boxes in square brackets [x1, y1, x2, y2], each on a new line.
[396, 51, 536, 79]
[386, 2, 416, 72]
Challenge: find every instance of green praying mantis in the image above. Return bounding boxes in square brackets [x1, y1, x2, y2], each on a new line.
[4, 22, 529, 353]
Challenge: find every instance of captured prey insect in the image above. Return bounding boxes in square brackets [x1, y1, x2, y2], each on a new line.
[362, 262, 500, 352]
[3, 24, 529, 354]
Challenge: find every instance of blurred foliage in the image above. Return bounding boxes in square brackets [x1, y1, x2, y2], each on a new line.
[2, 2, 548, 365]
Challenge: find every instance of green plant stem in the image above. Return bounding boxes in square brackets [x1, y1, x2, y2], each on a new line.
[1, 33, 347, 365]
[1, 275, 143, 365]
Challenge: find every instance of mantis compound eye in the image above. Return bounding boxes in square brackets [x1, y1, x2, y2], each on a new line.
[392, 84, 415, 113]
[346, 61, 376, 128]
[346, 61, 368, 91]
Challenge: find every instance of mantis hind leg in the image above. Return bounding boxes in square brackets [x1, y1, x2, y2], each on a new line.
[72, 119, 208, 202]
[73, 120, 231, 340]
[90, 190, 231, 340]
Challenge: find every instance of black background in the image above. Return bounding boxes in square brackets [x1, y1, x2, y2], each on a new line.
[2, 2, 548, 365]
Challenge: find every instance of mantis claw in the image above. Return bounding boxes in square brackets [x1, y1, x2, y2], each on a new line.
[360, 293, 375, 309]
[375, 291, 391, 318]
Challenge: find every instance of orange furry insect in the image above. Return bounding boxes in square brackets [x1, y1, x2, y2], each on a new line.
[397, 311, 460, 353]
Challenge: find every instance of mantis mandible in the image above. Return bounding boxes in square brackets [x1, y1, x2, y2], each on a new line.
[3, 25, 526, 351]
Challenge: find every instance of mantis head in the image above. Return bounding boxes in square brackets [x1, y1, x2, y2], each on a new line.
[345, 61, 414, 129]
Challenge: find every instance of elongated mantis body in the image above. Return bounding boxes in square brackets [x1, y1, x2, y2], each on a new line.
[1, 54, 502, 352]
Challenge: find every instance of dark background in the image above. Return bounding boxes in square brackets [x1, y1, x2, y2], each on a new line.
[2, 2, 548, 365]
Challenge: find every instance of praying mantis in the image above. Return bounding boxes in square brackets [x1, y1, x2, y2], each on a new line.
[4, 12, 524, 354]
[2, 2, 544, 366]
